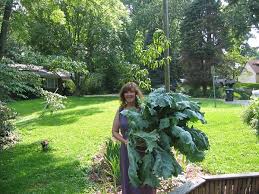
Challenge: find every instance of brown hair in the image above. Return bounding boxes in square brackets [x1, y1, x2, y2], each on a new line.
[119, 82, 143, 108]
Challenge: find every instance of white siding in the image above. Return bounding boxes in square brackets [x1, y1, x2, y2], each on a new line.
[238, 64, 257, 83]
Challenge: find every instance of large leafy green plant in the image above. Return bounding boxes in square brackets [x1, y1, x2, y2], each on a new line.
[121, 88, 209, 187]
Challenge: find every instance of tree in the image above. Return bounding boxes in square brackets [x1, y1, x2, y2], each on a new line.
[180, 0, 226, 95]
[0, 0, 13, 60]
[121, 0, 192, 86]
[6, 0, 130, 94]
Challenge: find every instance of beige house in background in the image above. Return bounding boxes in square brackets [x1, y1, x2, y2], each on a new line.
[238, 60, 259, 83]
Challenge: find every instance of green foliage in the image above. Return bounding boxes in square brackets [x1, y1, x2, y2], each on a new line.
[180, 0, 225, 92]
[81, 73, 104, 95]
[234, 83, 259, 100]
[0, 101, 17, 150]
[1, 97, 258, 193]
[63, 80, 76, 96]
[121, 88, 209, 187]
[216, 47, 248, 80]
[242, 96, 259, 135]
[41, 89, 67, 115]
[0, 63, 41, 101]
[103, 138, 121, 188]
[134, 30, 170, 70]
[125, 29, 170, 91]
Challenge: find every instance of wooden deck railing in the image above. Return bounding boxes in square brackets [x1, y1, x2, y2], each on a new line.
[169, 172, 259, 194]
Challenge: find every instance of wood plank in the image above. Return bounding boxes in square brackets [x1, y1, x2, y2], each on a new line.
[225, 179, 231, 194]
[241, 178, 247, 194]
[201, 172, 259, 181]
[233, 178, 239, 194]
[246, 177, 252, 194]
[169, 179, 205, 194]
[206, 182, 210, 194]
[256, 177, 259, 194]
[213, 180, 219, 194]
[250, 177, 256, 194]
[237, 178, 244, 193]
[219, 180, 225, 194]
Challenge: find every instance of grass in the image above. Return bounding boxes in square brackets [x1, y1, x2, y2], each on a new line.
[195, 99, 259, 174]
[0, 96, 119, 193]
[0, 97, 258, 193]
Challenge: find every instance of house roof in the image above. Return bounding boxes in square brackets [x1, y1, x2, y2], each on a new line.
[8, 64, 71, 80]
[248, 60, 259, 74]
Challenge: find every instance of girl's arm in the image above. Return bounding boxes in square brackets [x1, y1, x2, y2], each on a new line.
[112, 110, 128, 144]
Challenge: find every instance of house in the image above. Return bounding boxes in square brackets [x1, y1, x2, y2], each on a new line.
[238, 60, 259, 83]
[9, 64, 71, 93]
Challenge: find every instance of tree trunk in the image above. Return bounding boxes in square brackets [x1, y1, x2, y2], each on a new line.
[0, 0, 13, 60]
[202, 84, 207, 96]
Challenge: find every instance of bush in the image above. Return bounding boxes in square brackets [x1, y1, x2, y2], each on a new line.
[234, 82, 259, 100]
[0, 101, 18, 149]
[177, 84, 225, 98]
[242, 96, 259, 135]
[0, 64, 41, 101]
[81, 73, 105, 94]
[41, 89, 67, 115]
[104, 138, 121, 187]
[63, 80, 76, 96]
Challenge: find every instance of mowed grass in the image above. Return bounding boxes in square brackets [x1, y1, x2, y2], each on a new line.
[0, 97, 258, 193]
[0, 96, 119, 193]
[195, 99, 259, 174]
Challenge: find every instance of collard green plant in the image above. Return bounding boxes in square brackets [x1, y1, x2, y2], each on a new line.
[121, 88, 209, 187]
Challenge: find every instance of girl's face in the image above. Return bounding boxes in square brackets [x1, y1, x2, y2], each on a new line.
[124, 90, 136, 104]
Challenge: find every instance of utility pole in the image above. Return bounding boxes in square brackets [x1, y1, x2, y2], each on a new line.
[163, 0, 170, 92]
[211, 66, 217, 108]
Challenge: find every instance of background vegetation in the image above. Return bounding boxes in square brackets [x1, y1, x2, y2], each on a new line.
[0, 97, 258, 193]
[0, 0, 259, 99]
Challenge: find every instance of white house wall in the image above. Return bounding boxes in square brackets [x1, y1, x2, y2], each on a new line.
[238, 64, 257, 83]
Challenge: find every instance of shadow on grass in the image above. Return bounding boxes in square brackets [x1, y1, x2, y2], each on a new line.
[16, 107, 103, 128]
[0, 141, 94, 193]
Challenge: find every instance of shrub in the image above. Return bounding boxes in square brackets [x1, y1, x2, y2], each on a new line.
[41, 89, 67, 115]
[0, 64, 41, 101]
[104, 138, 121, 187]
[234, 82, 259, 100]
[81, 73, 105, 94]
[63, 80, 76, 96]
[0, 101, 18, 149]
[242, 96, 259, 135]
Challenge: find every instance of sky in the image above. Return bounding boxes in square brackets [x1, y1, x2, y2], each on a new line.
[248, 28, 259, 48]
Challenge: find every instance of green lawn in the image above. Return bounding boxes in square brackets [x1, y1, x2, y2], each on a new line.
[0, 97, 258, 193]
[0, 96, 119, 193]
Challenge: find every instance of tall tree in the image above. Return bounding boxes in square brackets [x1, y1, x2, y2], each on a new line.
[0, 0, 13, 60]
[121, 0, 191, 86]
[180, 0, 226, 95]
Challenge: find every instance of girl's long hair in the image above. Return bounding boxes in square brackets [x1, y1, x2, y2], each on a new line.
[119, 82, 143, 109]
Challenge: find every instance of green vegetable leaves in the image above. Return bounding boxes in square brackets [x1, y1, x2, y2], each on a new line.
[123, 88, 209, 187]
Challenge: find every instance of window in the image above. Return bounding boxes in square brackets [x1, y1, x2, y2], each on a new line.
[44, 78, 58, 89]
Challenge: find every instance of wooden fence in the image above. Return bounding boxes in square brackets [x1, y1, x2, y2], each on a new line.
[169, 172, 259, 194]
